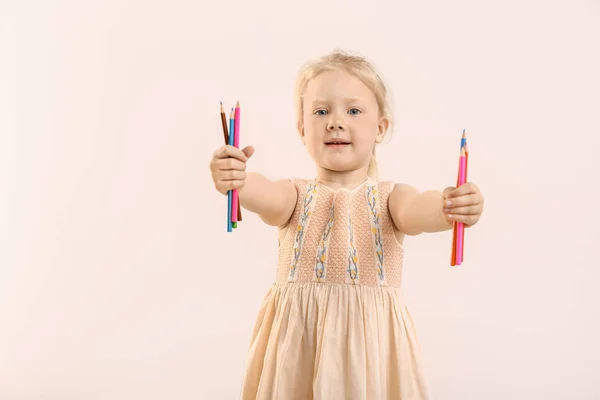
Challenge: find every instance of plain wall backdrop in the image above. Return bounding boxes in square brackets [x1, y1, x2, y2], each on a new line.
[1, 0, 599, 399]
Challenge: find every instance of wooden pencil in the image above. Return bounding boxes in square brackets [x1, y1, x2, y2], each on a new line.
[221, 102, 242, 225]
[462, 141, 468, 262]
[455, 146, 467, 265]
[451, 164, 459, 266]
[451, 130, 467, 266]
[231, 102, 241, 224]
[227, 108, 235, 231]
[235, 101, 242, 223]
[220, 102, 229, 144]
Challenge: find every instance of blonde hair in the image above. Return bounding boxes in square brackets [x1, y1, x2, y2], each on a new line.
[294, 49, 394, 180]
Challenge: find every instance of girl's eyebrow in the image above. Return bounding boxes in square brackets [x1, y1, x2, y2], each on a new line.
[311, 97, 364, 105]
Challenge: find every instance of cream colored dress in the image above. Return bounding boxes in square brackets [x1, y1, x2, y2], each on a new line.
[240, 178, 431, 400]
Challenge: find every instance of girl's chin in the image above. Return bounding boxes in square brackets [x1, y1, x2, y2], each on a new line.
[319, 160, 366, 173]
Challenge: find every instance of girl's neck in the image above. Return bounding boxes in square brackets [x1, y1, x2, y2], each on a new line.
[315, 167, 370, 191]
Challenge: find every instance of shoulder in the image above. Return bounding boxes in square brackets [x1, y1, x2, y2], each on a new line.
[273, 177, 321, 208]
[274, 177, 312, 230]
[285, 177, 318, 192]
[390, 182, 420, 197]
[370, 180, 416, 197]
[387, 182, 420, 212]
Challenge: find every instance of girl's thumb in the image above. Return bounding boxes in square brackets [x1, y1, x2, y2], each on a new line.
[443, 186, 455, 199]
[242, 145, 255, 160]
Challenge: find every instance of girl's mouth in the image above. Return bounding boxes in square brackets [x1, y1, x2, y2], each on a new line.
[325, 141, 350, 148]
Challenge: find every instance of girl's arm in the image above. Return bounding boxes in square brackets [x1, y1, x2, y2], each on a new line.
[388, 184, 453, 236]
[239, 172, 297, 227]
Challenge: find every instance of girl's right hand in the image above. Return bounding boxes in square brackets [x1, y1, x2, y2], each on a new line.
[209, 145, 255, 195]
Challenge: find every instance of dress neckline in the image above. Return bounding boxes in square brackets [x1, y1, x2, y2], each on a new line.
[313, 177, 373, 194]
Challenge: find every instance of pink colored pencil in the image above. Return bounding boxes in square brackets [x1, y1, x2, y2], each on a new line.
[461, 142, 468, 262]
[455, 146, 467, 265]
[231, 101, 241, 223]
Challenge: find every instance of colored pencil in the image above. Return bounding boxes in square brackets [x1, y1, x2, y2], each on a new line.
[231, 102, 240, 224]
[220, 102, 229, 144]
[451, 164, 459, 266]
[227, 108, 235, 232]
[451, 130, 467, 266]
[221, 102, 232, 230]
[462, 141, 468, 262]
[455, 146, 467, 265]
[221, 102, 242, 225]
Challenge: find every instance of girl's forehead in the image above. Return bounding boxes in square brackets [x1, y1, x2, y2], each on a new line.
[304, 71, 375, 101]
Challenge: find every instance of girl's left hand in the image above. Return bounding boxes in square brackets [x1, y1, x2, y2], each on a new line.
[442, 182, 484, 227]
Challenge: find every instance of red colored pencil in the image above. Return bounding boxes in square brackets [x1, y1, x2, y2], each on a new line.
[451, 164, 459, 266]
[461, 142, 468, 262]
[451, 130, 468, 266]
[455, 147, 467, 265]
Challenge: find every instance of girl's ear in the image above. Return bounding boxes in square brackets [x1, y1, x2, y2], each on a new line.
[375, 116, 389, 143]
[297, 122, 306, 144]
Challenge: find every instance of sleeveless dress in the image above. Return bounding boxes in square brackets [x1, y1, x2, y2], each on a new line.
[240, 177, 431, 400]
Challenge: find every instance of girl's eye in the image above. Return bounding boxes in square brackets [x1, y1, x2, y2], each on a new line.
[348, 108, 361, 115]
[315, 109, 328, 116]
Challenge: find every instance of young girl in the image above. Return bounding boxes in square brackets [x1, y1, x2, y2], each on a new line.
[210, 50, 484, 400]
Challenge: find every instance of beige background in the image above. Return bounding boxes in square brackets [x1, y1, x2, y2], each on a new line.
[1, 0, 599, 399]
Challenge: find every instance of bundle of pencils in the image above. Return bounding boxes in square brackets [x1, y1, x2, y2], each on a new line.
[451, 129, 468, 266]
[220, 101, 242, 232]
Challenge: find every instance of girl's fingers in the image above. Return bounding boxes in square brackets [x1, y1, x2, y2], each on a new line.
[445, 213, 479, 225]
[448, 182, 478, 198]
[443, 186, 455, 199]
[210, 145, 252, 195]
[219, 170, 247, 181]
[214, 145, 248, 163]
[216, 179, 245, 193]
[444, 193, 480, 208]
[217, 157, 247, 171]
[443, 204, 479, 215]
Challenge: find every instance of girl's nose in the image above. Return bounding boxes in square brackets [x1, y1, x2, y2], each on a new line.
[327, 117, 345, 131]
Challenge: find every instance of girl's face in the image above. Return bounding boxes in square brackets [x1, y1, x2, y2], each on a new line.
[300, 69, 387, 180]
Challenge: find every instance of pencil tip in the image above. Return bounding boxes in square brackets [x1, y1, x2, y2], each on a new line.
[236, 101, 240, 107]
